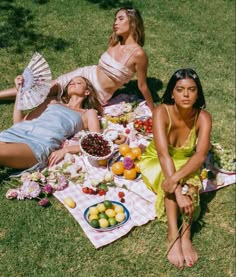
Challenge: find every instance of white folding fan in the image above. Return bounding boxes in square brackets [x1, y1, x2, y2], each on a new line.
[17, 52, 52, 110]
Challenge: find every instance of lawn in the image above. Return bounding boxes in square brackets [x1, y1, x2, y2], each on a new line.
[0, 0, 235, 276]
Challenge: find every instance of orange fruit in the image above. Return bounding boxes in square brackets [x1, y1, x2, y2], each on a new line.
[124, 152, 136, 161]
[131, 146, 142, 159]
[134, 161, 141, 173]
[98, 159, 108, 166]
[111, 161, 124, 175]
[119, 144, 131, 156]
[124, 168, 137, 180]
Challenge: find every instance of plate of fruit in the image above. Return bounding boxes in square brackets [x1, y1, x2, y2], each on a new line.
[84, 200, 130, 231]
[79, 132, 114, 161]
[133, 117, 153, 139]
[108, 144, 142, 180]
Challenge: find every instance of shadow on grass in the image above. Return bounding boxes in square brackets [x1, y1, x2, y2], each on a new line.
[0, 0, 70, 53]
[106, 77, 163, 106]
[191, 191, 217, 235]
[86, 0, 133, 9]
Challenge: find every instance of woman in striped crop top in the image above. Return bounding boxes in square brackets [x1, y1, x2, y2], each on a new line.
[0, 8, 155, 115]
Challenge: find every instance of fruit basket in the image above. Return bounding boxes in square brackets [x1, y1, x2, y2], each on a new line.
[84, 200, 130, 231]
[79, 132, 114, 161]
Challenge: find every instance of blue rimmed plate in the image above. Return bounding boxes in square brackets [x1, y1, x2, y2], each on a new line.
[84, 200, 130, 232]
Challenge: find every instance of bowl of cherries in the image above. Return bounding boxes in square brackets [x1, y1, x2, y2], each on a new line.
[79, 132, 114, 161]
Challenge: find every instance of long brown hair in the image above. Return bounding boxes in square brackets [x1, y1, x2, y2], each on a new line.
[109, 8, 145, 47]
[61, 77, 103, 116]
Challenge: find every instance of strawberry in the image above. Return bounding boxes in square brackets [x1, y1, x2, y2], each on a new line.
[118, 191, 125, 198]
[98, 189, 106, 196]
[82, 187, 89, 194]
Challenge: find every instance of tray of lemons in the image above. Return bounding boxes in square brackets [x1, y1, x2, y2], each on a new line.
[84, 200, 130, 231]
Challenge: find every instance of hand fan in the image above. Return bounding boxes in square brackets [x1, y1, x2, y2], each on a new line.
[17, 52, 52, 110]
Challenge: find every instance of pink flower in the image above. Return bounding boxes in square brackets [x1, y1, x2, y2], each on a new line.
[42, 184, 53, 195]
[38, 198, 50, 207]
[55, 175, 69, 191]
[20, 180, 41, 199]
[123, 157, 134, 170]
[6, 189, 19, 199]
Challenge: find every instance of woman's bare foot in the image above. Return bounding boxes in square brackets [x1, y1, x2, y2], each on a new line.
[167, 236, 184, 269]
[181, 227, 199, 267]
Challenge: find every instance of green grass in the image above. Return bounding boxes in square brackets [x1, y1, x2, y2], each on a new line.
[0, 0, 235, 276]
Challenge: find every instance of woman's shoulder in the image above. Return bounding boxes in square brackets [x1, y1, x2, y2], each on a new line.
[198, 109, 212, 120]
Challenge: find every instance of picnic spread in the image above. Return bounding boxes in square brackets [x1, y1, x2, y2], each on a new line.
[5, 101, 236, 249]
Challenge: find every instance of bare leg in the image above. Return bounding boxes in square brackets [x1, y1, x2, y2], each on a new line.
[181, 221, 199, 267]
[0, 87, 17, 101]
[0, 80, 58, 102]
[0, 143, 38, 168]
[165, 194, 184, 269]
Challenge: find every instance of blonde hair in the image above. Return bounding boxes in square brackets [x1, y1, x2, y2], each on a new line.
[61, 77, 103, 116]
[109, 8, 145, 47]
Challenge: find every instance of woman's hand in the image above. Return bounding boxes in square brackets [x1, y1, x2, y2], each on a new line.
[48, 149, 67, 166]
[14, 75, 24, 90]
[175, 186, 194, 218]
[162, 177, 178, 193]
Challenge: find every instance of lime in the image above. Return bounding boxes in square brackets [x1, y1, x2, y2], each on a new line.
[90, 219, 99, 228]
[99, 218, 109, 228]
[97, 203, 106, 212]
[103, 200, 112, 209]
[115, 212, 125, 223]
[108, 217, 117, 226]
[105, 208, 116, 218]
[98, 212, 109, 219]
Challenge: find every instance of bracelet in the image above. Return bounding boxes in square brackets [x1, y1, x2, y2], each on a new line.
[181, 184, 189, 195]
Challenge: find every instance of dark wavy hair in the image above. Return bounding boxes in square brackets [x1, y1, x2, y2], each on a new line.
[61, 77, 103, 116]
[161, 68, 206, 109]
[109, 7, 145, 47]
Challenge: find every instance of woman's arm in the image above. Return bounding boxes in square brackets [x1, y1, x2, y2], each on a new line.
[85, 109, 101, 133]
[135, 50, 155, 111]
[163, 110, 212, 190]
[48, 109, 101, 166]
[13, 76, 25, 124]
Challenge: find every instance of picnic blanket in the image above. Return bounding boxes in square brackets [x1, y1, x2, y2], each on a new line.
[54, 156, 156, 249]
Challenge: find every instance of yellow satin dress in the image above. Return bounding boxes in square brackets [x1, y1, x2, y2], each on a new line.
[140, 105, 202, 222]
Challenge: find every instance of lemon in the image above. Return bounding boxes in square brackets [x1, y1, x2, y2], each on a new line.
[99, 218, 109, 228]
[105, 208, 116, 218]
[114, 205, 124, 213]
[89, 206, 99, 215]
[63, 197, 76, 208]
[89, 214, 99, 221]
[115, 212, 125, 222]
[97, 203, 106, 212]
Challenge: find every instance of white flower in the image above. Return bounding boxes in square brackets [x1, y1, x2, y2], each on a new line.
[20, 172, 31, 182]
[31, 171, 43, 182]
[103, 172, 114, 182]
[90, 178, 101, 187]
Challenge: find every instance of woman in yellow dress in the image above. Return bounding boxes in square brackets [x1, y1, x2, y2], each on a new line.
[140, 68, 212, 269]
